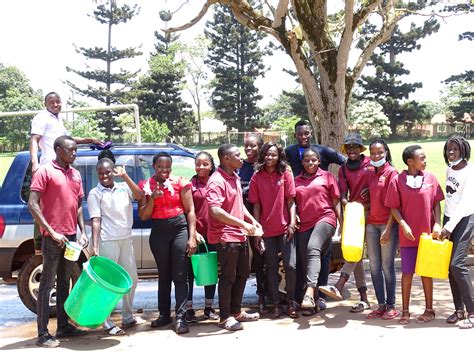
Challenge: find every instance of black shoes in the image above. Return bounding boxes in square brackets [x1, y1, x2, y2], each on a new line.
[150, 316, 173, 328]
[175, 319, 189, 334]
[36, 334, 60, 348]
[55, 324, 87, 338]
[204, 307, 219, 320]
[185, 309, 197, 323]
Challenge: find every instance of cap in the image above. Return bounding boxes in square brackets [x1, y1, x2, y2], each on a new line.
[341, 133, 367, 154]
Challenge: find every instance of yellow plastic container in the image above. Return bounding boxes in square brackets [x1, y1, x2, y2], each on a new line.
[341, 202, 365, 262]
[415, 233, 453, 279]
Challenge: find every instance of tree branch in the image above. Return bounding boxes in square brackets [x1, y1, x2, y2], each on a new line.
[164, 0, 218, 33]
[352, 0, 382, 32]
[272, 0, 289, 28]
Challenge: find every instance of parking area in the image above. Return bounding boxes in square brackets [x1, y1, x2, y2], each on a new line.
[1, 267, 473, 354]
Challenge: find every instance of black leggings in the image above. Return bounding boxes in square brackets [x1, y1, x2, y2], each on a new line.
[149, 214, 189, 319]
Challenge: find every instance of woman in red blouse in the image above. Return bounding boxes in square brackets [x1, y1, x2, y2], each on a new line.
[138, 152, 197, 335]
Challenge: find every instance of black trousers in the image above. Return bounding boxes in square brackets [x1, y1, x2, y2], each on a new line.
[216, 241, 250, 320]
[149, 214, 189, 319]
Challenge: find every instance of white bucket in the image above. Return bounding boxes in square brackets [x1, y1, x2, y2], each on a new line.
[64, 241, 82, 261]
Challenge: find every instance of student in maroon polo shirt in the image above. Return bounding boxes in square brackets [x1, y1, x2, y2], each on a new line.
[319, 133, 371, 313]
[206, 144, 262, 331]
[28, 135, 88, 348]
[248, 142, 297, 318]
[295, 147, 342, 315]
[385, 145, 444, 325]
[364, 139, 399, 320]
[186, 151, 219, 322]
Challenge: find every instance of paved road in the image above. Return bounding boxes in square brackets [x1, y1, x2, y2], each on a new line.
[1, 269, 473, 354]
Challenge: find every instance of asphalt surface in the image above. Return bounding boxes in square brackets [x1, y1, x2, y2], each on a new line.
[1, 268, 473, 354]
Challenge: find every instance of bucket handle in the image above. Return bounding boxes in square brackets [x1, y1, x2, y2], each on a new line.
[199, 240, 210, 254]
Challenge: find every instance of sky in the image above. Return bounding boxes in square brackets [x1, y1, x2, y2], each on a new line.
[0, 0, 472, 112]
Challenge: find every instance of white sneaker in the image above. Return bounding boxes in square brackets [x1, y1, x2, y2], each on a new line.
[218, 316, 243, 331]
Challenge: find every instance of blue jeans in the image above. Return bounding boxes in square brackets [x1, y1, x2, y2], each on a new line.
[365, 224, 399, 307]
[37, 234, 76, 337]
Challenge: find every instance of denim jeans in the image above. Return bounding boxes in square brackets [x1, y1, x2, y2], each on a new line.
[365, 223, 399, 307]
[37, 234, 76, 337]
[445, 214, 474, 313]
[149, 214, 189, 320]
[297, 222, 335, 289]
[264, 235, 297, 304]
[216, 241, 250, 320]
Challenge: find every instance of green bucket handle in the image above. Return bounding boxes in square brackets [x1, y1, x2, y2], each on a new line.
[199, 240, 210, 254]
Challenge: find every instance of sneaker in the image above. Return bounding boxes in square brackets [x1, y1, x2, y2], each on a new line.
[301, 295, 316, 309]
[175, 319, 189, 334]
[150, 316, 172, 328]
[235, 311, 260, 322]
[204, 307, 219, 320]
[185, 309, 197, 323]
[218, 316, 243, 331]
[36, 334, 60, 348]
[55, 324, 87, 338]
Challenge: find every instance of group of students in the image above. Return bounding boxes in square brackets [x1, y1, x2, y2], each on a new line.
[28, 95, 473, 348]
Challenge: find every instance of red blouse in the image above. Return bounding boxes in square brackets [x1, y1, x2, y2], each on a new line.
[138, 175, 191, 219]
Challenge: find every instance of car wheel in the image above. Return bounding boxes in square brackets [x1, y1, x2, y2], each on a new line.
[17, 255, 81, 316]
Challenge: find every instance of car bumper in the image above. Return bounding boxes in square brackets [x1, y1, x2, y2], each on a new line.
[0, 247, 16, 279]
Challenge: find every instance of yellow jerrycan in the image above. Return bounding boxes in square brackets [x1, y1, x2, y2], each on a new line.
[415, 233, 453, 279]
[341, 202, 365, 262]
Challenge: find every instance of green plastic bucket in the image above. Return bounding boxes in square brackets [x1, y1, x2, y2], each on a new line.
[65, 256, 132, 328]
[190, 242, 218, 286]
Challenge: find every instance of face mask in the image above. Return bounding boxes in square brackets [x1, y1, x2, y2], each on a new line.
[370, 158, 386, 168]
[448, 158, 463, 168]
[406, 175, 423, 189]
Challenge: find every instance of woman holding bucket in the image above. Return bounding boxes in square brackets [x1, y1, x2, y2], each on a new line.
[440, 135, 474, 329]
[185, 151, 219, 322]
[248, 142, 297, 318]
[138, 152, 197, 335]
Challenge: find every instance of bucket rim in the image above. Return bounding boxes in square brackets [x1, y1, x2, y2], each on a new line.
[85, 256, 132, 294]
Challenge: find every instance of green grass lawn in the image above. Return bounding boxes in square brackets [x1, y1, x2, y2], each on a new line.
[0, 153, 15, 186]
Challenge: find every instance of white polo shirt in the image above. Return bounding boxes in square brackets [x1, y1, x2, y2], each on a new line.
[87, 182, 134, 241]
[31, 110, 68, 166]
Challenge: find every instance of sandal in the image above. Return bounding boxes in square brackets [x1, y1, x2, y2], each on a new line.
[398, 310, 410, 325]
[458, 316, 474, 329]
[106, 326, 126, 336]
[367, 307, 385, 320]
[447, 310, 465, 324]
[350, 301, 370, 313]
[416, 309, 435, 324]
[302, 307, 317, 316]
[301, 295, 316, 309]
[318, 285, 343, 301]
[382, 307, 400, 320]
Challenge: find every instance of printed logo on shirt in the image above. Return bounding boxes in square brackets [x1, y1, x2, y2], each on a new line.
[446, 175, 459, 195]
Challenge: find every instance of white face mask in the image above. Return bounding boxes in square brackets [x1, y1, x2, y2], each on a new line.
[406, 175, 423, 189]
[448, 158, 463, 168]
[370, 158, 386, 168]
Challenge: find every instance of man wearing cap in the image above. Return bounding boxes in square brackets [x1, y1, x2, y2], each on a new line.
[284, 120, 346, 310]
[319, 132, 372, 313]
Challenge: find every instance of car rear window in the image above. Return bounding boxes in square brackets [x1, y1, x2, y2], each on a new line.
[137, 155, 195, 181]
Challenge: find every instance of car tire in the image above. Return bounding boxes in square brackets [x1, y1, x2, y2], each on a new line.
[17, 255, 81, 316]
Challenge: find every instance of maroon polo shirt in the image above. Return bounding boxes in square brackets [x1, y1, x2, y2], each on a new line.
[338, 156, 370, 209]
[30, 160, 84, 236]
[385, 170, 444, 247]
[248, 169, 296, 238]
[367, 163, 398, 225]
[206, 166, 245, 244]
[295, 169, 340, 232]
[191, 176, 210, 237]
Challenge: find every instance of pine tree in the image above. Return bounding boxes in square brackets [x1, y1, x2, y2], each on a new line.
[356, 19, 440, 137]
[205, 3, 267, 131]
[66, 1, 142, 137]
[134, 11, 195, 141]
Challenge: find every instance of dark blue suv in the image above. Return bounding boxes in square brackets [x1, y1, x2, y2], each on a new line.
[0, 143, 196, 315]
